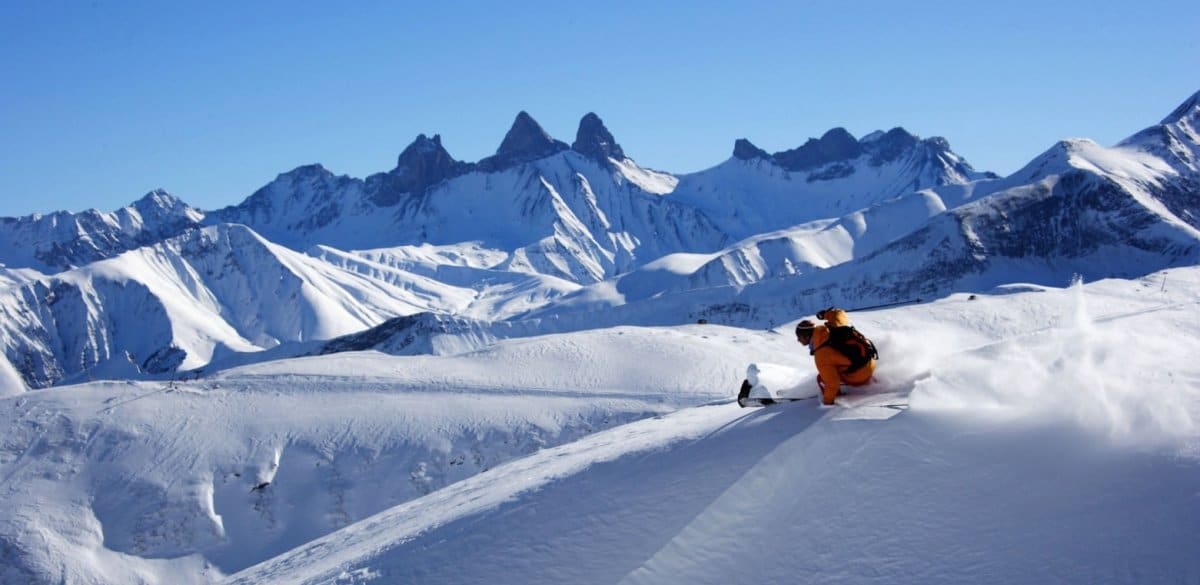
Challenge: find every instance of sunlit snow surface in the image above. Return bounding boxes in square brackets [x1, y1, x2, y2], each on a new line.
[3, 269, 1197, 584]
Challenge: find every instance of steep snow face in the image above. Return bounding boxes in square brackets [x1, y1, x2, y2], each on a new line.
[669, 129, 994, 239]
[415, 151, 726, 282]
[0, 190, 203, 273]
[0, 353, 25, 395]
[0, 224, 447, 388]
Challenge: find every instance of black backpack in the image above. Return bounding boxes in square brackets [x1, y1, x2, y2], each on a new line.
[815, 326, 878, 373]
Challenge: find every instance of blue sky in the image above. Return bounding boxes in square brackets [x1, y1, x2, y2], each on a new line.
[1, 0, 1197, 216]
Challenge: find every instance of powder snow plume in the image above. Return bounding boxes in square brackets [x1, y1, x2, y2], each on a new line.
[909, 277, 1197, 448]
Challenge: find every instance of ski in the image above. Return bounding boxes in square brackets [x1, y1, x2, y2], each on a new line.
[737, 396, 816, 408]
[735, 378, 817, 408]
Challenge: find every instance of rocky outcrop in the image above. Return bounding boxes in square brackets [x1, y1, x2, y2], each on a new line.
[572, 112, 626, 163]
[477, 111, 569, 172]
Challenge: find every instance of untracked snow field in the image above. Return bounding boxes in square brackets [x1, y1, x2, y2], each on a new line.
[2, 269, 1199, 584]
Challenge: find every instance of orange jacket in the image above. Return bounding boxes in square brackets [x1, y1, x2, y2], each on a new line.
[809, 309, 876, 404]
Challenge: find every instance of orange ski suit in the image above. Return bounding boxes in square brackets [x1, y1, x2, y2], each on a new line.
[808, 309, 876, 405]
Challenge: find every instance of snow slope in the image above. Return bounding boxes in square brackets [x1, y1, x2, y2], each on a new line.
[2, 266, 1198, 584]
[226, 268, 1200, 585]
[0, 322, 794, 583]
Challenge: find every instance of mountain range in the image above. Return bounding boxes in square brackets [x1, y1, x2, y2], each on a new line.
[1, 91, 1198, 389]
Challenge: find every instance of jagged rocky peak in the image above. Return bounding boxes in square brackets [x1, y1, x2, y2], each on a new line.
[865, 127, 921, 164]
[363, 134, 473, 207]
[572, 112, 626, 163]
[478, 111, 569, 171]
[392, 134, 470, 186]
[733, 138, 772, 161]
[772, 127, 862, 171]
[397, 133, 448, 165]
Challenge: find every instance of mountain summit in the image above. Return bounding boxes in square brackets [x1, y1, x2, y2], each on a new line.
[773, 127, 862, 171]
[478, 111, 569, 171]
[374, 134, 471, 205]
[572, 112, 626, 163]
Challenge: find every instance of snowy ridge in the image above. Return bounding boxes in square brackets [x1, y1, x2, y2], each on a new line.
[0, 224, 441, 388]
[668, 128, 994, 240]
[0, 190, 203, 273]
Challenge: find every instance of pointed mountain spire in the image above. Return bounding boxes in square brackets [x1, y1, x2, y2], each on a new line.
[394, 133, 469, 186]
[572, 112, 626, 163]
[371, 134, 471, 205]
[477, 111, 569, 171]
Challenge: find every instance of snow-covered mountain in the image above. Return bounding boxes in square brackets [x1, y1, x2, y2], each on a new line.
[1, 89, 1199, 585]
[0, 223, 467, 388]
[527, 91, 1200, 329]
[668, 127, 996, 240]
[208, 112, 726, 283]
[0, 190, 203, 273]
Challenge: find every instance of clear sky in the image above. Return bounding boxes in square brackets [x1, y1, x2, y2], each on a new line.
[2, 0, 1197, 216]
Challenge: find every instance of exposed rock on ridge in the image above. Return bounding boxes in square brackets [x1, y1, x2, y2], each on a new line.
[572, 112, 626, 163]
[477, 111, 570, 172]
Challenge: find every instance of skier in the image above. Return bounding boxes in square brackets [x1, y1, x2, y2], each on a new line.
[794, 308, 878, 405]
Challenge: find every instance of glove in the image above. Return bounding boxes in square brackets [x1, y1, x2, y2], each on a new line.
[816, 307, 833, 320]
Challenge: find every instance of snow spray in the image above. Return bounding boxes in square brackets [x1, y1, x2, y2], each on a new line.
[910, 277, 1195, 448]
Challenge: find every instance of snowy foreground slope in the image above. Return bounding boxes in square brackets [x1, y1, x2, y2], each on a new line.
[4, 269, 1192, 584]
[227, 270, 1200, 585]
[0, 324, 794, 583]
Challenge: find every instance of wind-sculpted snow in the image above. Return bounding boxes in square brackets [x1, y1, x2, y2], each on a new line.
[0, 323, 796, 583]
